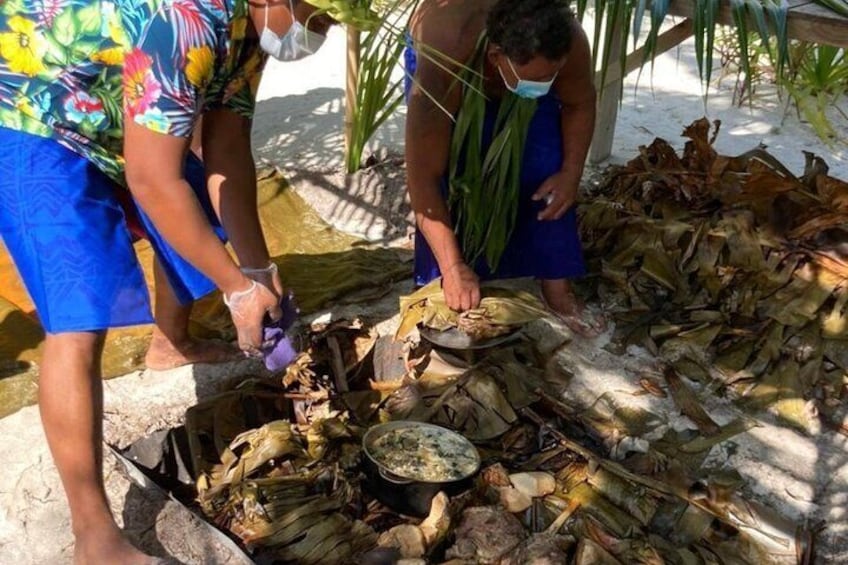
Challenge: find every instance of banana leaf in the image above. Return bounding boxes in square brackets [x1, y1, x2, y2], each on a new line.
[664, 366, 722, 437]
[560, 484, 642, 538]
[396, 278, 547, 340]
[575, 537, 624, 565]
[404, 369, 517, 441]
[585, 467, 660, 526]
[772, 267, 844, 328]
[212, 421, 306, 486]
[746, 360, 812, 432]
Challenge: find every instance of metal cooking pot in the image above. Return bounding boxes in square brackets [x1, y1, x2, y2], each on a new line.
[361, 421, 481, 517]
[418, 326, 522, 351]
[418, 326, 523, 365]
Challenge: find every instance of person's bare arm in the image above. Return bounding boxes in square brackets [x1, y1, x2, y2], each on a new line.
[406, 10, 480, 311]
[124, 121, 281, 351]
[201, 108, 271, 270]
[124, 121, 247, 295]
[535, 23, 596, 221]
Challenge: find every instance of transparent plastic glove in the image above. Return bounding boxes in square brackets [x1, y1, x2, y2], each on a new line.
[241, 262, 283, 298]
[224, 280, 283, 356]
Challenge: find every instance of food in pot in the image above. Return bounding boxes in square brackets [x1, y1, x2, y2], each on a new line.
[369, 424, 478, 482]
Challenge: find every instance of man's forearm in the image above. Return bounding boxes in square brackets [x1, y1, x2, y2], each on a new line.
[203, 112, 270, 269]
[560, 98, 596, 185]
[410, 180, 465, 271]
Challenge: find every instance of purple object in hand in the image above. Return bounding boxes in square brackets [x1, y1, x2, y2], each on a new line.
[261, 291, 300, 371]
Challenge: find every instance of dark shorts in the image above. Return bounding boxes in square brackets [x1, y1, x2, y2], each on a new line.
[0, 127, 223, 333]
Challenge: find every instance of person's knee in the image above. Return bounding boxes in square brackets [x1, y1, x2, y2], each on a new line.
[43, 331, 106, 363]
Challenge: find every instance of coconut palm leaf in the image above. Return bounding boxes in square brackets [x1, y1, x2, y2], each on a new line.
[643, 0, 672, 66]
[693, 0, 720, 87]
[414, 42, 487, 96]
[573, 0, 791, 103]
[343, 0, 418, 172]
[815, 0, 848, 17]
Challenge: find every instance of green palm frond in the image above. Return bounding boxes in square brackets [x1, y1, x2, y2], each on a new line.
[693, 0, 720, 86]
[305, 0, 382, 30]
[781, 42, 848, 142]
[577, 0, 791, 102]
[343, 0, 486, 172]
[447, 36, 537, 271]
[815, 0, 848, 17]
[343, 0, 418, 172]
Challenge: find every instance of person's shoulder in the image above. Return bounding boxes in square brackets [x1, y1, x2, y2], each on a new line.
[409, 0, 481, 60]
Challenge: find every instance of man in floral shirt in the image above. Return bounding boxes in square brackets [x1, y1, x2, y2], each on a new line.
[0, 0, 332, 562]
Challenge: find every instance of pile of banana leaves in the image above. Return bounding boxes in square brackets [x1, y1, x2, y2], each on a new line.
[187, 305, 816, 564]
[183, 124, 841, 561]
[580, 118, 848, 434]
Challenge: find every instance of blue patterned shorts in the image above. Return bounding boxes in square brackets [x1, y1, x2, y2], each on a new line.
[0, 127, 222, 333]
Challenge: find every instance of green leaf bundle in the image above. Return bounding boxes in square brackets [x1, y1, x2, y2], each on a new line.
[448, 35, 537, 272]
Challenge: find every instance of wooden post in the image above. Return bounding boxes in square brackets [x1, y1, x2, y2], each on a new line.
[589, 9, 626, 164]
[589, 18, 695, 164]
[344, 25, 361, 172]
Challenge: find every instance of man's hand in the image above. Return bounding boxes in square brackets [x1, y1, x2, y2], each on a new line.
[442, 262, 481, 312]
[532, 170, 579, 221]
[224, 279, 283, 355]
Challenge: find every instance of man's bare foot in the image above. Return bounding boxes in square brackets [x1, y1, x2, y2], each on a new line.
[145, 331, 240, 371]
[74, 524, 162, 564]
[540, 278, 607, 338]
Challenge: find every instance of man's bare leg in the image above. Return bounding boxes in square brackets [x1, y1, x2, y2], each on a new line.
[540, 278, 606, 337]
[144, 257, 238, 371]
[40, 332, 156, 564]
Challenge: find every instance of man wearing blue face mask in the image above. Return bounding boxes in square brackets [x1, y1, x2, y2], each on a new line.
[405, 0, 606, 337]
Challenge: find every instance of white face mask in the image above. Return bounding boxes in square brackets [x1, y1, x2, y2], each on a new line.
[259, 0, 326, 62]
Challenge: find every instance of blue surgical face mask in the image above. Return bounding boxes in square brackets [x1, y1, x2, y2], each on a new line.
[498, 57, 557, 99]
[260, 0, 326, 62]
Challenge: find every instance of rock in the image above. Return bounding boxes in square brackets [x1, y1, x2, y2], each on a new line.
[499, 486, 533, 513]
[419, 492, 450, 548]
[359, 547, 402, 565]
[377, 524, 427, 558]
[509, 472, 557, 498]
[445, 506, 526, 563]
[397, 560, 427, 565]
[503, 533, 574, 565]
[481, 463, 512, 488]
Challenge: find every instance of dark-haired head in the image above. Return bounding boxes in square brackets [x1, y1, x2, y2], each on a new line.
[486, 0, 576, 64]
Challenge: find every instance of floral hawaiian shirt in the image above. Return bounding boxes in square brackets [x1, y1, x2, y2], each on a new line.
[0, 0, 266, 184]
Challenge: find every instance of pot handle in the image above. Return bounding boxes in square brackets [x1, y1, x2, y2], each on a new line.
[378, 467, 414, 485]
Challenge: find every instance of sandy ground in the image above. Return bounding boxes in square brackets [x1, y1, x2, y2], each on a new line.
[1, 22, 847, 565]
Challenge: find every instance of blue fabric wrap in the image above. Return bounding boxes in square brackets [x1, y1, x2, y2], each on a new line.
[403, 42, 586, 286]
[0, 127, 222, 333]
